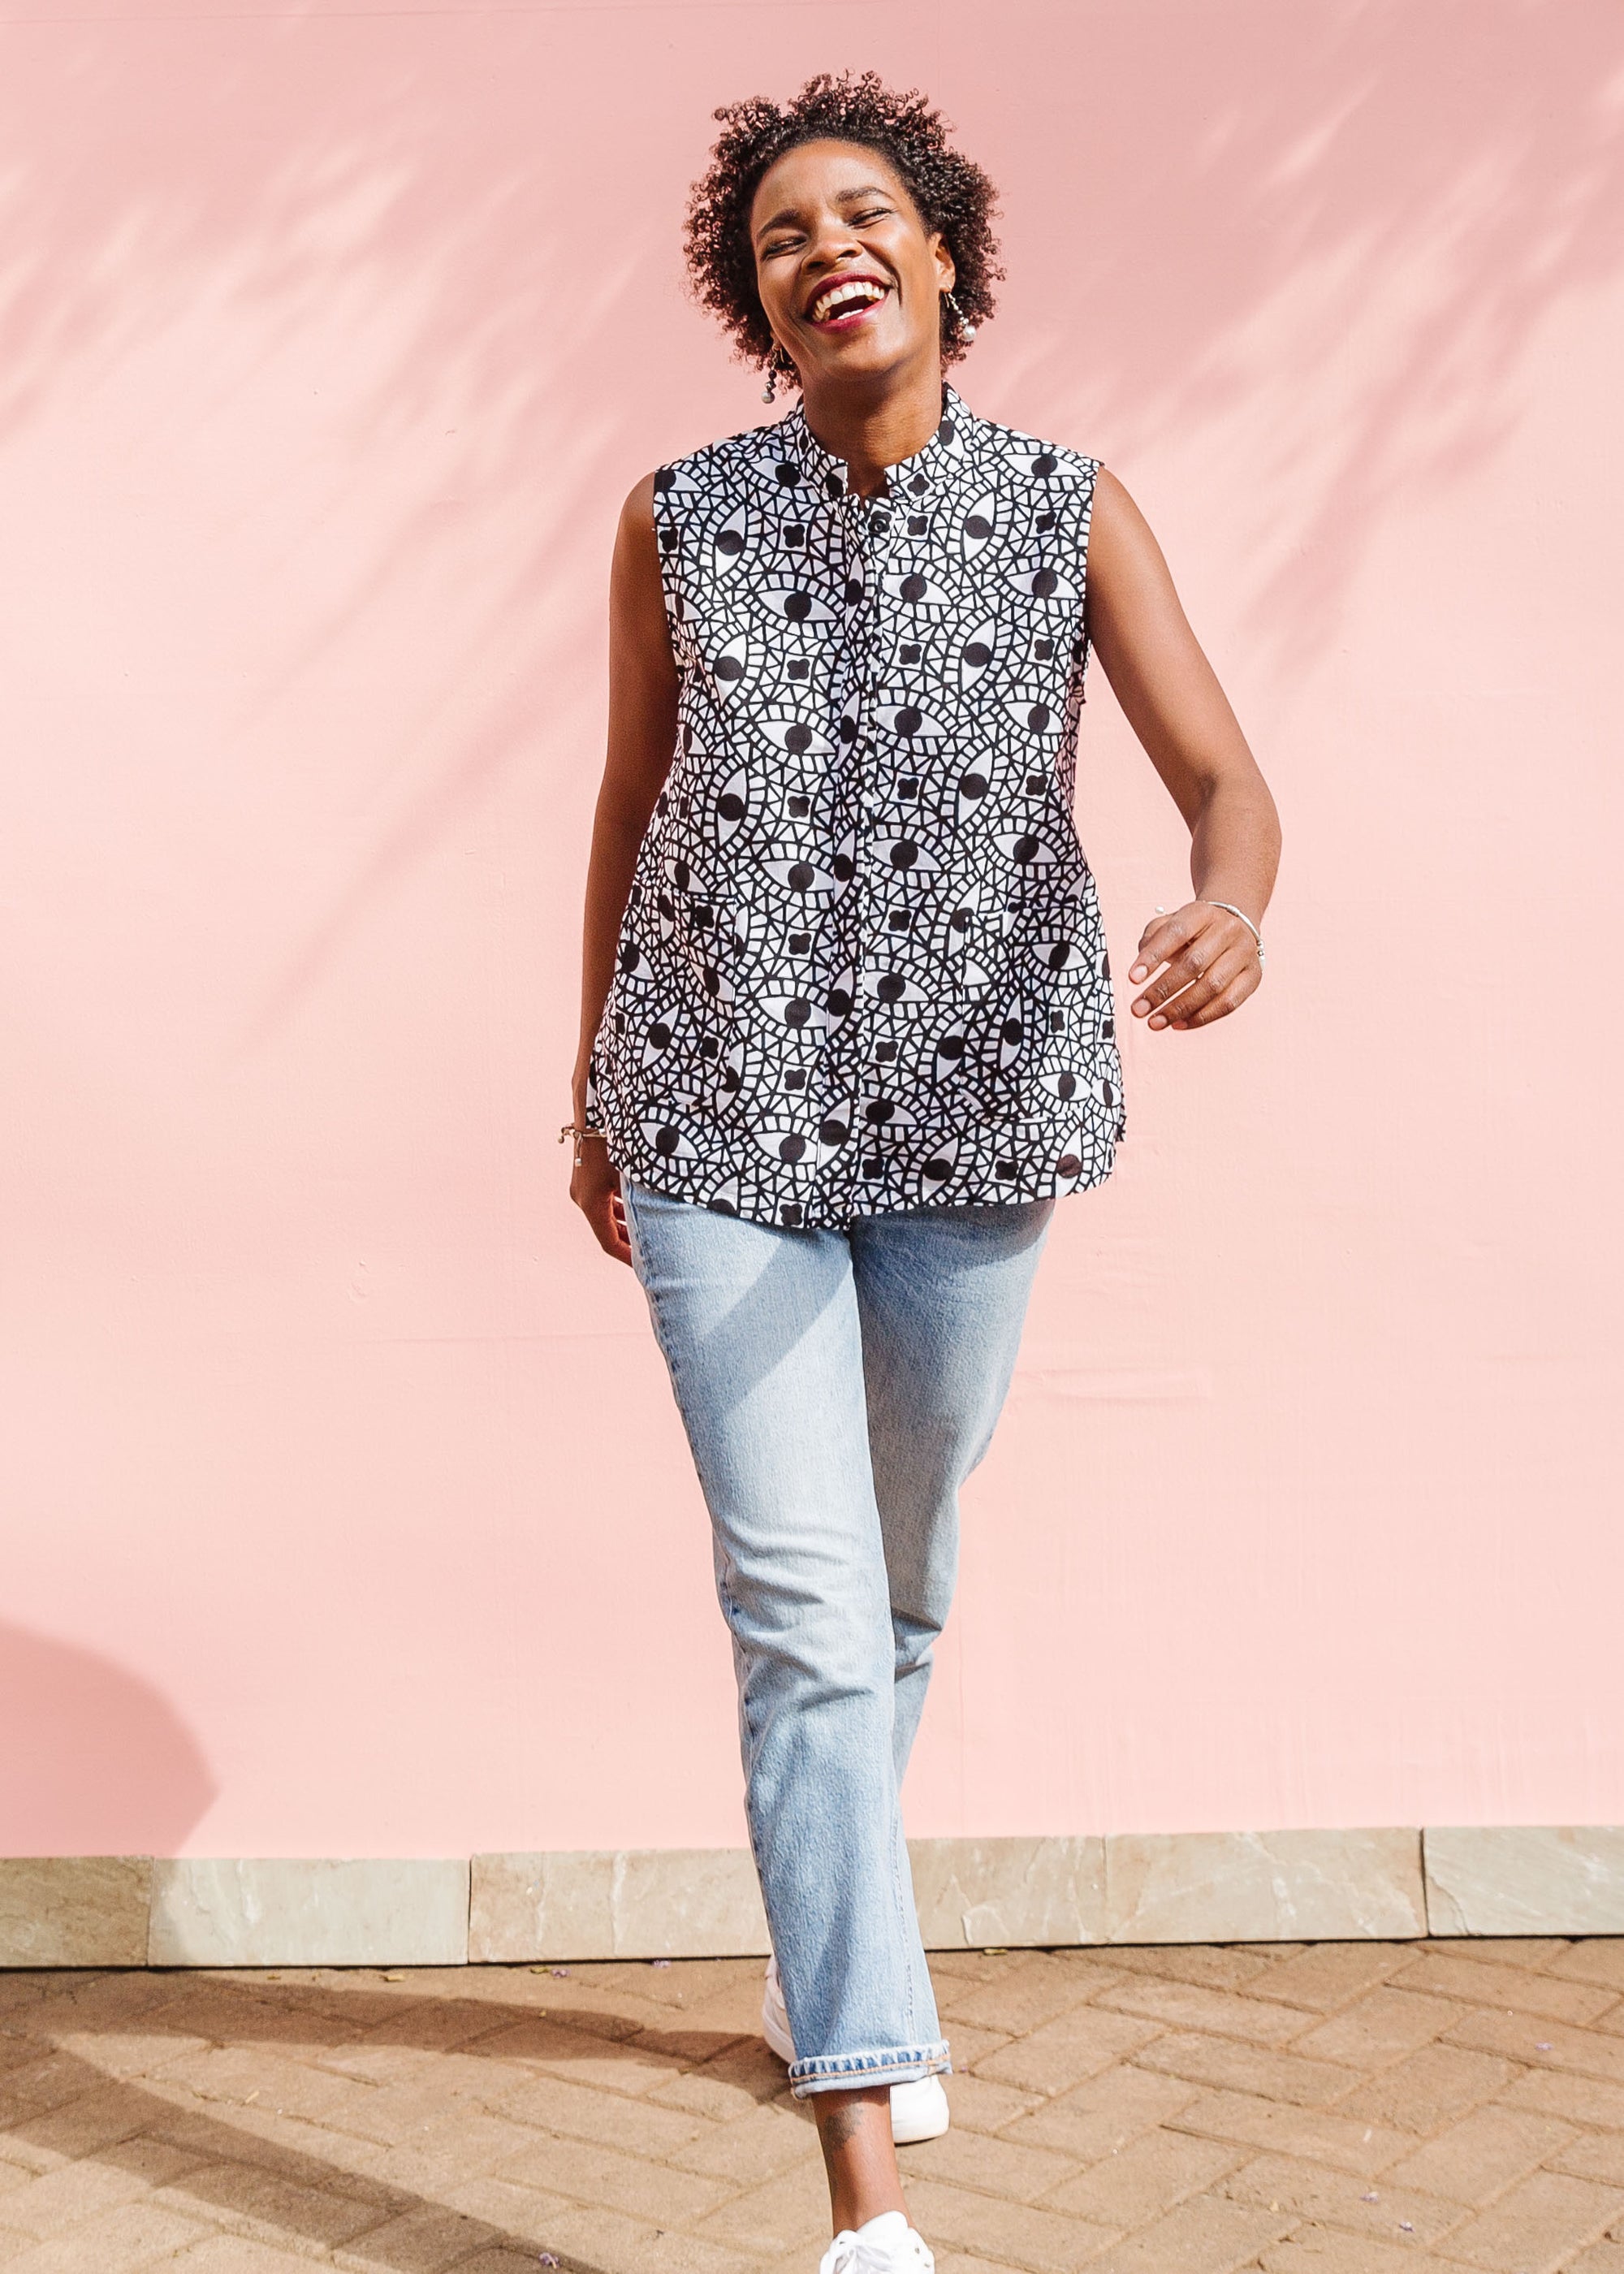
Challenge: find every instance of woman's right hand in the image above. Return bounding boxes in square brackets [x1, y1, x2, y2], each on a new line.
[571, 1131, 633, 1265]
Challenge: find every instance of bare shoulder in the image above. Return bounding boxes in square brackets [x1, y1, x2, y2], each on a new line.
[611, 473, 668, 602]
[619, 470, 662, 544]
[1089, 465, 1159, 555]
[610, 472, 676, 674]
[1087, 464, 1181, 607]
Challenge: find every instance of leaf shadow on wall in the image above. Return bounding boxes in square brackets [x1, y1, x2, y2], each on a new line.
[992, 0, 1624, 668]
[0, 1622, 215, 1853]
[0, 0, 1619, 1035]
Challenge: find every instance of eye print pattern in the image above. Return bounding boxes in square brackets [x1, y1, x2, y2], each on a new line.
[589, 387, 1126, 1228]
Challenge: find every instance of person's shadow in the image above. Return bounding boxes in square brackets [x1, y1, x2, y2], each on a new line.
[0, 1628, 793, 2268]
[0, 1620, 215, 1853]
[1, 1967, 783, 2272]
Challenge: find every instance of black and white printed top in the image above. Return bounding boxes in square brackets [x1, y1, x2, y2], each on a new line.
[587, 385, 1126, 1229]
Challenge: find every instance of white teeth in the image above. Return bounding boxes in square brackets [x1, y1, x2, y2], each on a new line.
[811, 279, 887, 322]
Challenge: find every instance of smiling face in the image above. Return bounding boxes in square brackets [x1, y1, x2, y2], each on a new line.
[750, 139, 955, 396]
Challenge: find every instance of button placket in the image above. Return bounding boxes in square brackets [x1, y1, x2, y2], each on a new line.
[810, 443, 937, 1218]
[823, 486, 875, 1208]
[851, 490, 902, 1168]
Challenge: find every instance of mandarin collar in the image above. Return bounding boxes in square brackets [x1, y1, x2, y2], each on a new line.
[778, 384, 973, 504]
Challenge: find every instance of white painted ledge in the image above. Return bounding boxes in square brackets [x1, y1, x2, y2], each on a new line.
[2, 1829, 1618, 1967]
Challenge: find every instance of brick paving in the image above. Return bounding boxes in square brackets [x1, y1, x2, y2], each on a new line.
[2, 1939, 1623, 2272]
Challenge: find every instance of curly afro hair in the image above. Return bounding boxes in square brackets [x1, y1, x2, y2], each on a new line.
[684, 71, 1002, 385]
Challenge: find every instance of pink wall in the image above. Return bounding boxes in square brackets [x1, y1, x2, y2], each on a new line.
[3, 0, 1622, 1861]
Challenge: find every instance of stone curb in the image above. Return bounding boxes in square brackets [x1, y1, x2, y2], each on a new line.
[2, 1827, 1620, 1968]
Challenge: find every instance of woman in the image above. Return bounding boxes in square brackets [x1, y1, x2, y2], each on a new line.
[566, 71, 1280, 2274]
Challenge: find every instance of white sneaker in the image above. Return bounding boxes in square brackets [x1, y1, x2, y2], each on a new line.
[764, 1959, 952, 2146]
[888, 2073, 951, 2145]
[819, 2209, 934, 2274]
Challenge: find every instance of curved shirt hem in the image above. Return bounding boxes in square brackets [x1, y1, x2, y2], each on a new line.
[604, 1129, 1121, 1230]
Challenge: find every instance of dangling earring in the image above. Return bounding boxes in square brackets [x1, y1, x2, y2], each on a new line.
[761, 365, 776, 404]
[944, 287, 976, 342]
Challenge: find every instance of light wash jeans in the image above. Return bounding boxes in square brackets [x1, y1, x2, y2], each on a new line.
[623, 1184, 1054, 2097]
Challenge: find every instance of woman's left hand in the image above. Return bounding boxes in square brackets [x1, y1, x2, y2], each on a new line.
[1129, 901, 1263, 1031]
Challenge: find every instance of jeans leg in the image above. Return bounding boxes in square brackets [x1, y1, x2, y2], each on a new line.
[851, 1199, 1056, 1788]
[623, 1185, 949, 2096]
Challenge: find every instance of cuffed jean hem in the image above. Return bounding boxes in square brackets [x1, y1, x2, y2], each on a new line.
[788, 2041, 952, 2099]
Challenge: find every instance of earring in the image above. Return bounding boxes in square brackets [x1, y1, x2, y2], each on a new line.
[762, 348, 791, 404]
[944, 288, 976, 342]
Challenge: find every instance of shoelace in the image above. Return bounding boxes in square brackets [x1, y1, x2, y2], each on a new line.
[819, 2227, 935, 2274]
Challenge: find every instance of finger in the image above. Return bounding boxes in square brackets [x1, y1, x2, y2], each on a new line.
[1170, 962, 1261, 1029]
[568, 1141, 632, 1263]
[1133, 899, 1259, 1014]
[1130, 900, 1238, 986]
[1134, 930, 1224, 1020]
[1134, 913, 1168, 958]
[1156, 944, 1250, 1029]
[590, 1189, 633, 1265]
[1129, 909, 1199, 983]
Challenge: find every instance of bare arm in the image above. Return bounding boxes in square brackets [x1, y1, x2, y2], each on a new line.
[1086, 467, 1281, 1030]
[569, 473, 680, 1261]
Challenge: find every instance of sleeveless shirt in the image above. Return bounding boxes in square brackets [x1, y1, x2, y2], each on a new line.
[586, 386, 1126, 1229]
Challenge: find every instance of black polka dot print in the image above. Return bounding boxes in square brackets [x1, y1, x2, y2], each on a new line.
[587, 387, 1126, 1227]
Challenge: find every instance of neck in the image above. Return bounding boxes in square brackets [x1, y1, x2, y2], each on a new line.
[797, 352, 946, 496]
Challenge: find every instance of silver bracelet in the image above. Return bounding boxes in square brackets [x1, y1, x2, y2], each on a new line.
[1200, 899, 1265, 966]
